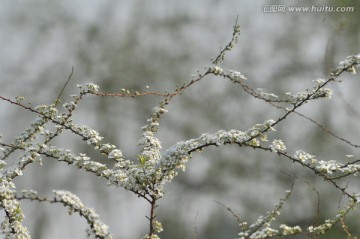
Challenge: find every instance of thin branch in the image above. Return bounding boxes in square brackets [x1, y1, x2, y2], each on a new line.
[192, 210, 199, 239]
[148, 196, 158, 236]
[293, 110, 360, 148]
[253, 145, 355, 201]
[92, 17, 241, 100]
[55, 66, 74, 104]
[225, 64, 360, 149]
[215, 200, 242, 223]
[281, 172, 321, 226]
[212, 16, 241, 65]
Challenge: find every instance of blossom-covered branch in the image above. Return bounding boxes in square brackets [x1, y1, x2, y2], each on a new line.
[0, 19, 359, 239]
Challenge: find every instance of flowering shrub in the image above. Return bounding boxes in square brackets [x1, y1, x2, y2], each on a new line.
[0, 22, 360, 239]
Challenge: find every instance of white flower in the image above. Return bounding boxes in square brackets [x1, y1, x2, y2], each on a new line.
[108, 149, 123, 160]
[316, 160, 341, 174]
[85, 83, 100, 93]
[229, 70, 247, 81]
[280, 224, 302, 235]
[294, 150, 316, 164]
[270, 139, 286, 153]
[153, 221, 163, 233]
[208, 66, 223, 75]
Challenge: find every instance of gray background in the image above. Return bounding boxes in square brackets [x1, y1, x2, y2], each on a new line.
[0, 0, 359, 238]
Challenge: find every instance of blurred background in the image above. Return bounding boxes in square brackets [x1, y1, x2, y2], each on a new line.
[0, 0, 359, 238]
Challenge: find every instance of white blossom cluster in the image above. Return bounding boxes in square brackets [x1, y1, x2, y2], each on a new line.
[62, 101, 77, 111]
[160, 130, 245, 182]
[294, 150, 360, 176]
[53, 190, 112, 239]
[138, 104, 168, 166]
[1, 117, 47, 160]
[212, 23, 240, 65]
[0, 179, 30, 239]
[38, 145, 112, 178]
[311, 87, 333, 99]
[76, 83, 100, 94]
[1, 218, 31, 239]
[238, 226, 279, 239]
[152, 221, 163, 233]
[279, 224, 302, 236]
[294, 150, 317, 164]
[315, 160, 341, 174]
[237, 189, 293, 239]
[332, 53, 360, 75]
[342, 163, 360, 176]
[1, 147, 42, 183]
[288, 86, 333, 104]
[207, 65, 224, 75]
[316, 159, 360, 176]
[307, 220, 332, 236]
[72, 125, 104, 146]
[20, 190, 38, 200]
[157, 119, 277, 188]
[0, 112, 55, 238]
[138, 130, 162, 162]
[132, 104, 169, 196]
[305, 201, 360, 236]
[270, 139, 286, 153]
[228, 70, 247, 82]
[34, 104, 59, 118]
[257, 89, 279, 99]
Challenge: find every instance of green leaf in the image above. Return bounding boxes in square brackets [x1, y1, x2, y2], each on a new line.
[138, 155, 147, 167]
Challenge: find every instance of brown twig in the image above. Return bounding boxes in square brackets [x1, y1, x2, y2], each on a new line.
[55, 67, 74, 104]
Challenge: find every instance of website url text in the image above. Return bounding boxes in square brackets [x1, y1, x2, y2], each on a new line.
[261, 5, 355, 13]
